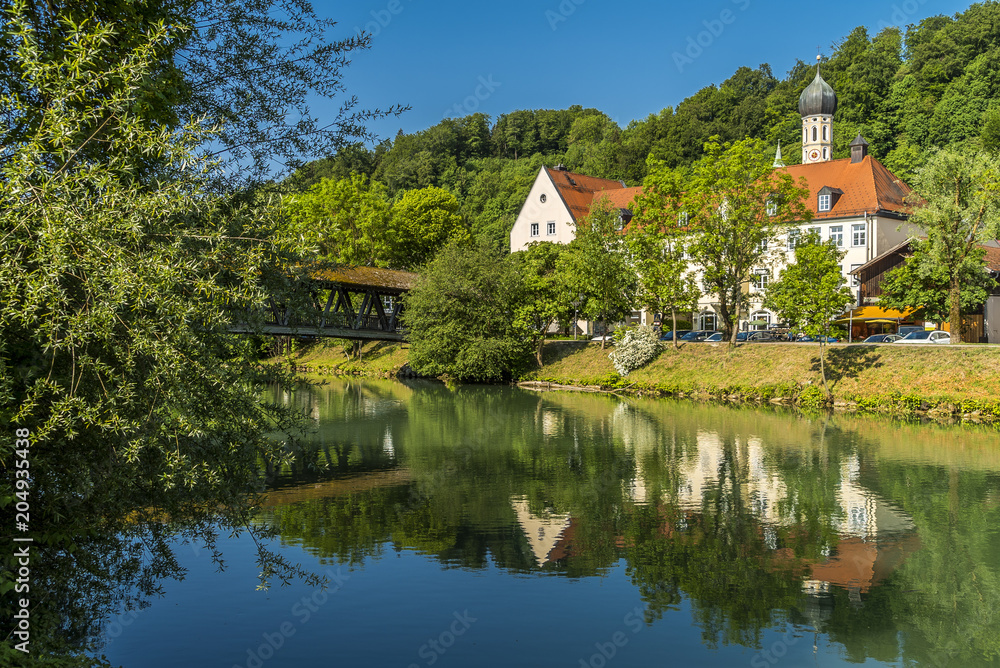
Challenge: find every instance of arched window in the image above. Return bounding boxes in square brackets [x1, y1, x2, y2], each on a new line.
[823, 147, 828, 159]
[803, 128, 807, 143]
[812, 126, 817, 142]
[823, 125, 828, 141]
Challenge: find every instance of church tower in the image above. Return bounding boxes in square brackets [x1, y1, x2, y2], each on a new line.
[799, 57, 838, 164]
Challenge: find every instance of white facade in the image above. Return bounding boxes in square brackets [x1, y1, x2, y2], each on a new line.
[510, 169, 577, 252]
[721, 214, 922, 331]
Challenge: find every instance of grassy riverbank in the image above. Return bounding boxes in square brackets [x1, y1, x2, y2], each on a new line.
[282, 339, 1000, 419]
[281, 339, 410, 378]
[524, 341, 1000, 419]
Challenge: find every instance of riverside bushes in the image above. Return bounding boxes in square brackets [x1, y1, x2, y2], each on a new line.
[608, 326, 663, 376]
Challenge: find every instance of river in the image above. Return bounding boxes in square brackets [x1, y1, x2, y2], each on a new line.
[98, 378, 1000, 667]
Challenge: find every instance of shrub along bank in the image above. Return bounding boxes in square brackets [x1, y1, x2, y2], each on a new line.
[283, 339, 1000, 421]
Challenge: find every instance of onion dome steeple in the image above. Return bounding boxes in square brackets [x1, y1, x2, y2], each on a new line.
[798, 65, 838, 117]
[800, 56, 837, 164]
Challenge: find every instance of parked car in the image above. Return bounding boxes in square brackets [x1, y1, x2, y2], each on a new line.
[591, 334, 614, 344]
[897, 325, 929, 337]
[706, 332, 746, 342]
[679, 330, 718, 342]
[659, 329, 692, 341]
[746, 330, 779, 342]
[863, 333, 901, 343]
[894, 330, 951, 344]
[795, 334, 838, 343]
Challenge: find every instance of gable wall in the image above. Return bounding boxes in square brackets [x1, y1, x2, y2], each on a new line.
[510, 170, 578, 252]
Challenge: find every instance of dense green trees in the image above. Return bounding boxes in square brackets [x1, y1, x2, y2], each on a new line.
[632, 164, 700, 347]
[509, 243, 575, 366]
[386, 187, 469, 269]
[285, 174, 394, 265]
[878, 243, 997, 329]
[896, 147, 1000, 341]
[0, 0, 394, 662]
[404, 242, 533, 382]
[641, 138, 811, 345]
[288, 3, 1000, 253]
[284, 176, 470, 270]
[559, 201, 638, 349]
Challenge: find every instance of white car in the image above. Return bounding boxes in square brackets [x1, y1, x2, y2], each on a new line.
[894, 330, 951, 344]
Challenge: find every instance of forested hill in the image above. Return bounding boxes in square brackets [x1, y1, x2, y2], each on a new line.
[287, 1, 1000, 252]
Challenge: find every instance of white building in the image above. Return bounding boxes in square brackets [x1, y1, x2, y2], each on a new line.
[509, 66, 922, 332]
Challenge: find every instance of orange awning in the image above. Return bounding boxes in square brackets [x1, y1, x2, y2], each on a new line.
[835, 306, 917, 323]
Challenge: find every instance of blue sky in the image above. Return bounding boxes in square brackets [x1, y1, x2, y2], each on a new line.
[316, 0, 974, 143]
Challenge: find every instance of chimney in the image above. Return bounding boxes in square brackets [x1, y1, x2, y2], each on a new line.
[554, 163, 568, 171]
[850, 135, 869, 164]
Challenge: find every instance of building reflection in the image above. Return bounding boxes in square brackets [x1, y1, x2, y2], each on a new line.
[512, 415, 921, 600]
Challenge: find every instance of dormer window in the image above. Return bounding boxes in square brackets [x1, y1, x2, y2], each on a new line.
[766, 198, 777, 217]
[817, 186, 843, 213]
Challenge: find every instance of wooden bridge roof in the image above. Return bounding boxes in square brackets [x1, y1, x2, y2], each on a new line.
[312, 266, 419, 293]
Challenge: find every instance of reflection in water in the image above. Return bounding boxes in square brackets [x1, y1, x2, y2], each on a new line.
[510, 496, 572, 567]
[253, 379, 1000, 666]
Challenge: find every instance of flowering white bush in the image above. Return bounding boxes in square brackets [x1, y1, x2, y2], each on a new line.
[608, 325, 663, 376]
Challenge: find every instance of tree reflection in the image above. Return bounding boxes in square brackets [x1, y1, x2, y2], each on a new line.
[263, 380, 1000, 666]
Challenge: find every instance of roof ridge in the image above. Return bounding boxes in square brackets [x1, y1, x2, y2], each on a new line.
[544, 166, 627, 190]
[868, 155, 911, 211]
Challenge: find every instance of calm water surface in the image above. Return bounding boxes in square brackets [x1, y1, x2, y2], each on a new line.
[101, 379, 1000, 667]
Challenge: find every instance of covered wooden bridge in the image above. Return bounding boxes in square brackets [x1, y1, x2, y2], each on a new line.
[229, 266, 418, 341]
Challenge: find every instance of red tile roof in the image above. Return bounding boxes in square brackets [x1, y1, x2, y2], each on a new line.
[783, 156, 913, 221]
[557, 155, 912, 225]
[545, 167, 627, 221]
[982, 243, 1000, 272]
[591, 186, 644, 211]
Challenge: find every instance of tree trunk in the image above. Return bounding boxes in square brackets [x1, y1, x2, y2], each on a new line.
[949, 273, 963, 344]
[535, 337, 544, 367]
[671, 308, 679, 349]
[601, 316, 606, 350]
[718, 299, 737, 348]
